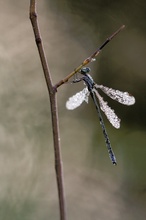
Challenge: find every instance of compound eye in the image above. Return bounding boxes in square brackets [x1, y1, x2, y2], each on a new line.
[80, 67, 91, 74]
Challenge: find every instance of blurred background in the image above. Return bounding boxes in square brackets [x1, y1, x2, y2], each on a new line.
[0, 0, 146, 219]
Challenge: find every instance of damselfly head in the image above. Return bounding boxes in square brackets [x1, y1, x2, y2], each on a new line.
[80, 67, 91, 75]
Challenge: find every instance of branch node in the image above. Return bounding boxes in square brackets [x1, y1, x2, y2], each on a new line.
[35, 37, 41, 44]
[30, 11, 37, 19]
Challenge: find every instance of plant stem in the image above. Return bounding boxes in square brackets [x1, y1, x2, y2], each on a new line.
[54, 25, 125, 89]
[29, 1, 66, 220]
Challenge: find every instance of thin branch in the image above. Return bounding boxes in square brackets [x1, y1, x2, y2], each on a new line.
[29, 1, 67, 220]
[54, 25, 125, 89]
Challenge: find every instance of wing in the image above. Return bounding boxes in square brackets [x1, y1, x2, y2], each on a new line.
[96, 85, 135, 106]
[66, 87, 89, 110]
[93, 89, 121, 129]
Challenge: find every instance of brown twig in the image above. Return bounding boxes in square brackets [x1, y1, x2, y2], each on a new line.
[29, 1, 66, 220]
[54, 25, 125, 89]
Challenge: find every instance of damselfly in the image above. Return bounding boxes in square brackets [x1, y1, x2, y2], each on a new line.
[66, 67, 135, 165]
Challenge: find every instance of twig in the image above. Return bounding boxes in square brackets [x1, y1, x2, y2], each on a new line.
[29, 1, 66, 220]
[54, 25, 125, 89]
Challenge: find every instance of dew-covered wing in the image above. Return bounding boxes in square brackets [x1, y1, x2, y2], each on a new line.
[96, 85, 135, 106]
[93, 89, 121, 129]
[66, 87, 89, 110]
